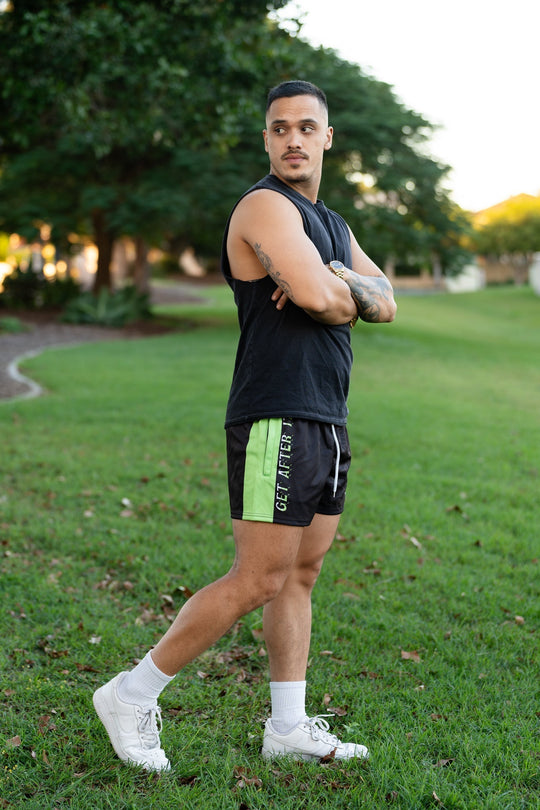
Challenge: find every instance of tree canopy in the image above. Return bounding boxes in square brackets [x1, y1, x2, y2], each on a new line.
[0, 0, 469, 292]
[469, 194, 540, 284]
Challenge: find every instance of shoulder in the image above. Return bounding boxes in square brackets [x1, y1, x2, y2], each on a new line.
[231, 187, 303, 234]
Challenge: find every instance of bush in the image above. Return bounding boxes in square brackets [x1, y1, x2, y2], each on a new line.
[0, 266, 81, 310]
[61, 285, 151, 327]
[42, 275, 81, 308]
[0, 265, 43, 308]
[0, 315, 28, 333]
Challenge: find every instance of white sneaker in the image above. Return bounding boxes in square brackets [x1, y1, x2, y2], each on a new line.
[93, 672, 171, 771]
[262, 715, 369, 761]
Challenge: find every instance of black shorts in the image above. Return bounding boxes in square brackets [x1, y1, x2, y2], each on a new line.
[226, 418, 351, 527]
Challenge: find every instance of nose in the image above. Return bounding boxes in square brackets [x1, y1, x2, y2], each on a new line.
[287, 128, 303, 150]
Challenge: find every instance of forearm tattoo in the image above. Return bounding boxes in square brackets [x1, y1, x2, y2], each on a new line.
[347, 272, 393, 323]
[254, 243, 295, 301]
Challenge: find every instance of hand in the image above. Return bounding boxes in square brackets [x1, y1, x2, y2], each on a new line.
[271, 285, 289, 311]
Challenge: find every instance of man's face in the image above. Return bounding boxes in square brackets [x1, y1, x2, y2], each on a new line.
[263, 94, 333, 190]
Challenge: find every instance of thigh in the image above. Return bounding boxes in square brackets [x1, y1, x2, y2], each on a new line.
[231, 518, 304, 581]
[295, 513, 341, 570]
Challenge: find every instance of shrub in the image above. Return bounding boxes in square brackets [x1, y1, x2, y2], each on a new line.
[0, 315, 28, 333]
[0, 265, 43, 309]
[0, 266, 81, 310]
[61, 285, 151, 327]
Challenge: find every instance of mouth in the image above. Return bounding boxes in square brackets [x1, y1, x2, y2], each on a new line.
[283, 152, 307, 163]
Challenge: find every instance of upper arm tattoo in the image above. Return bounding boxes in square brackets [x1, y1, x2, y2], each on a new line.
[253, 243, 295, 302]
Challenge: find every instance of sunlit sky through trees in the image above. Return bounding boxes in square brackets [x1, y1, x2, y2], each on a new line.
[272, 0, 540, 212]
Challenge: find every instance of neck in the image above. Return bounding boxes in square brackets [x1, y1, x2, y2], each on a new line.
[270, 169, 321, 204]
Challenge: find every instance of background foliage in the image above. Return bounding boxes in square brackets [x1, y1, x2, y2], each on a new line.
[0, 0, 468, 291]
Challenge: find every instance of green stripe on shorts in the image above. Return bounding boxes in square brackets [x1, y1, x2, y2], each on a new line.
[242, 418, 282, 521]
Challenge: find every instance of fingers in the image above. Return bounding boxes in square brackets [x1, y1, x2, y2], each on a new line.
[272, 286, 289, 310]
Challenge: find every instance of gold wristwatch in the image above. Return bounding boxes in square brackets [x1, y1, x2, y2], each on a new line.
[329, 261, 358, 328]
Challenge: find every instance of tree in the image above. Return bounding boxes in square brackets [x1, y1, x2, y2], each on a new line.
[173, 35, 472, 279]
[0, 0, 289, 290]
[291, 40, 470, 278]
[470, 194, 540, 284]
[0, 1, 470, 293]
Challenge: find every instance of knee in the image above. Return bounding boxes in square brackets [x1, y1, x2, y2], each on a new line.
[235, 569, 289, 612]
[293, 557, 324, 592]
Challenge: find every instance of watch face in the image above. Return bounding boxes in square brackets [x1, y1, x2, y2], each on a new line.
[330, 261, 344, 270]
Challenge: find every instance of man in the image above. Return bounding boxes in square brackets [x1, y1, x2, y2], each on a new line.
[93, 80, 396, 771]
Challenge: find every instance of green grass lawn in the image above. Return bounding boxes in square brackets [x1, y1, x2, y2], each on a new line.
[1, 285, 538, 809]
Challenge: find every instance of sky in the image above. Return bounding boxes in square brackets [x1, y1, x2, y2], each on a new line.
[272, 0, 540, 212]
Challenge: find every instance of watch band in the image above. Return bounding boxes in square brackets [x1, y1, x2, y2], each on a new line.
[329, 261, 358, 328]
[329, 260, 345, 279]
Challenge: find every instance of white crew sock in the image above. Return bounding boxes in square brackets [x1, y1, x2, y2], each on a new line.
[117, 651, 175, 710]
[270, 680, 307, 734]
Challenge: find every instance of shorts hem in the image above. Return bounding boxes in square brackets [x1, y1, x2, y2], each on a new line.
[231, 512, 310, 527]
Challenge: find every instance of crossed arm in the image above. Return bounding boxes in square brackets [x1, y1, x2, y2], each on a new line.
[227, 189, 396, 325]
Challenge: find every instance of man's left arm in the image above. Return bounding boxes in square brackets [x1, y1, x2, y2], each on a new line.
[329, 227, 397, 324]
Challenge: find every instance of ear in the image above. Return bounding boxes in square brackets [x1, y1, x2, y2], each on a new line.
[263, 129, 269, 153]
[324, 126, 333, 151]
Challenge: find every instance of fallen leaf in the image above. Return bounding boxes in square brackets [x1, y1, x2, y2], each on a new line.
[75, 662, 99, 672]
[233, 765, 263, 789]
[38, 715, 55, 735]
[445, 504, 469, 520]
[178, 774, 199, 785]
[89, 635, 101, 645]
[6, 735, 21, 747]
[434, 758, 454, 768]
[135, 608, 161, 626]
[515, 615, 525, 625]
[327, 705, 347, 716]
[409, 536, 423, 550]
[401, 649, 421, 662]
[362, 564, 382, 575]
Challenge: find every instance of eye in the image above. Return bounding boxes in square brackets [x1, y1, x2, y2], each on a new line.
[274, 127, 286, 134]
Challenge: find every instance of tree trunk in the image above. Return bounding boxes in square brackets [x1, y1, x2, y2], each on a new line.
[383, 255, 395, 282]
[512, 253, 532, 286]
[92, 209, 115, 293]
[133, 236, 150, 294]
[432, 252, 443, 289]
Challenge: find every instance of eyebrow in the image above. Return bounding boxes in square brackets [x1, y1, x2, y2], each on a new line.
[269, 117, 320, 127]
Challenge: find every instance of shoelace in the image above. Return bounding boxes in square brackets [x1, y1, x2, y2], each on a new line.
[136, 705, 163, 750]
[305, 715, 341, 747]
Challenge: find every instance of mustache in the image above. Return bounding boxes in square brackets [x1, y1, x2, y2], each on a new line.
[282, 150, 308, 160]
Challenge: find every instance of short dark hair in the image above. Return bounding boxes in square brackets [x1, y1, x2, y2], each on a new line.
[266, 80, 328, 113]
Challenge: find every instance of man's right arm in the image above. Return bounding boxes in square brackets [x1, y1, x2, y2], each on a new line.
[226, 189, 358, 326]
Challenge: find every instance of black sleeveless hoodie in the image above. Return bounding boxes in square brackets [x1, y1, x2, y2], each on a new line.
[221, 174, 353, 428]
